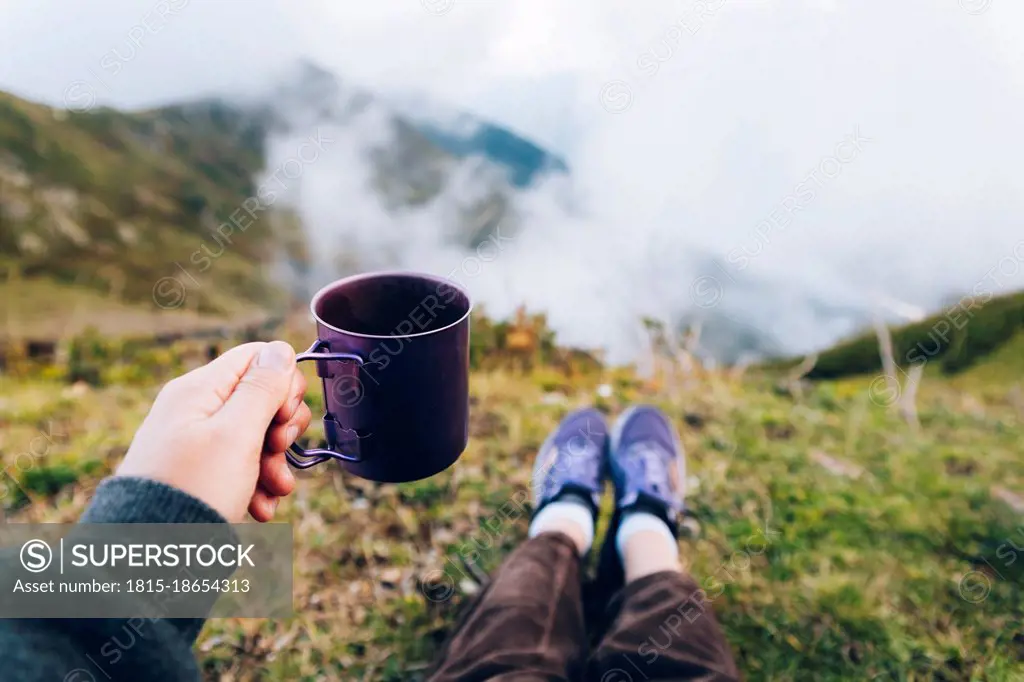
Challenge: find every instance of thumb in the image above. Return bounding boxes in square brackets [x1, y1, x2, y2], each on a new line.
[215, 341, 296, 428]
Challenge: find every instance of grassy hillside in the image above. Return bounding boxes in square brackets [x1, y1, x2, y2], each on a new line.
[802, 290, 1024, 379]
[0, 83, 530, 339]
[1, 315, 1021, 681]
[0, 91, 309, 322]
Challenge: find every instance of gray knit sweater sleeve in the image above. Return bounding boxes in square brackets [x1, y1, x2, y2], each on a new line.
[0, 477, 226, 682]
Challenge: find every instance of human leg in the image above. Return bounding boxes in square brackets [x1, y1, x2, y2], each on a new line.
[587, 406, 739, 681]
[427, 408, 610, 682]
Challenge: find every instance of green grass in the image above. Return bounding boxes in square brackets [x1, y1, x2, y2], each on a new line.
[1, 320, 1021, 681]
[0, 277, 271, 342]
[3, 81, 1020, 680]
[793, 290, 1024, 380]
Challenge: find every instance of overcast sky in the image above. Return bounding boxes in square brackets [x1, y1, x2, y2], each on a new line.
[2, 0, 1023, 358]
[5, 0, 1018, 153]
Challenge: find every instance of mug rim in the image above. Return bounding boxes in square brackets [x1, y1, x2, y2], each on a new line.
[309, 270, 474, 340]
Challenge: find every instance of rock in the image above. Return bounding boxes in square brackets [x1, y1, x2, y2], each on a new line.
[17, 231, 47, 255]
[380, 567, 402, 588]
[680, 516, 702, 538]
[46, 209, 90, 246]
[198, 635, 223, 652]
[2, 195, 33, 221]
[683, 412, 707, 429]
[0, 156, 31, 188]
[38, 186, 80, 212]
[811, 450, 864, 479]
[62, 381, 91, 398]
[116, 222, 139, 245]
[992, 486, 1024, 514]
[432, 527, 457, 545]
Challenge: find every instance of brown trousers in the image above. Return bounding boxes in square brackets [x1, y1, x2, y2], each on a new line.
[426, 533, 740, 682]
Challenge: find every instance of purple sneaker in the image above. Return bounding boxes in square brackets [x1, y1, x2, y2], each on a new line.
[588, 405, 687, 608]
[608, 405, 686, 528]
[531, 407, 609, 515]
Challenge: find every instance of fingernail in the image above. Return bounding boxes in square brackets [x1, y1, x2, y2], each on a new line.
[285, 425, 299, 444]
[257, 342, 293, 371]
[270, 498, 279, 512]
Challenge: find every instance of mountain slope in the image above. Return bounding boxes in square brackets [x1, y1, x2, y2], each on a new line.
[0, 90, 296, 323]
[801, 290, 1024, 379]
[1, 63, 570, 339]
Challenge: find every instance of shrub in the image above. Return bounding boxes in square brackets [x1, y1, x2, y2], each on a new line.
[67, 327, 111, 386]
[802, 291, 1024, 379]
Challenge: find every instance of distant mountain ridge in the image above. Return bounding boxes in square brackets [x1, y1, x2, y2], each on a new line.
[386, 83, 571, 189]
[418, 121, 568, 189]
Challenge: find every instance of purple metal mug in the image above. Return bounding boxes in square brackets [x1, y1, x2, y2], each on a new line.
[286, 271, 472, 482]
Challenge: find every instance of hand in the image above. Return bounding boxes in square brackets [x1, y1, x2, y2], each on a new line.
[115, 341, 312, 522]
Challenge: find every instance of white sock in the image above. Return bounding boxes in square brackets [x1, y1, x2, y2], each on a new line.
[528, 500, 595, 556]
[615, 511, 677, 564]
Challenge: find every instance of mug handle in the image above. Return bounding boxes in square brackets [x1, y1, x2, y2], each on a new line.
[286, 340, 365, 469]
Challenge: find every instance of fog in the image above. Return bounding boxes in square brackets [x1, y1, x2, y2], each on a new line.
[2, 0, 1023, 361]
